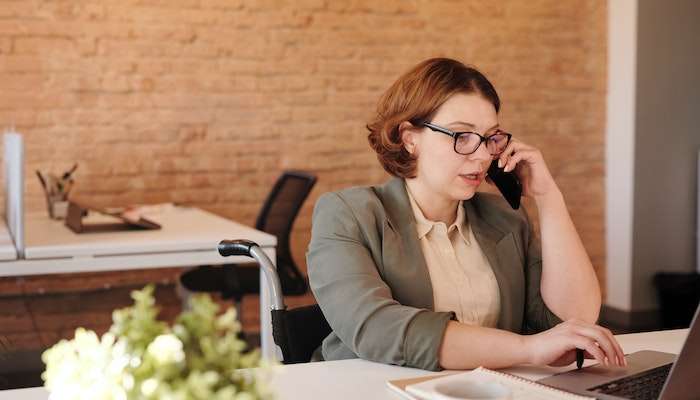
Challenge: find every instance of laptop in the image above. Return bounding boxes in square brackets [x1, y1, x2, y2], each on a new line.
[539, 305, 700, 399]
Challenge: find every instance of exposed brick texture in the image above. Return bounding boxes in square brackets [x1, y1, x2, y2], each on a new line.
[0, 0, 606, 351]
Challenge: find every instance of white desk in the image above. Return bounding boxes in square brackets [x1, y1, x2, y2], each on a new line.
[0, 206, 279, 359]
[0, 329, 689, 400]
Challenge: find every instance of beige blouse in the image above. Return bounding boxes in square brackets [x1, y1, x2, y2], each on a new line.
[406, 186, 501, 327]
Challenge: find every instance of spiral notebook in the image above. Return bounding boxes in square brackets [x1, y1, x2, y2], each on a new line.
[387, 367, 595, 400]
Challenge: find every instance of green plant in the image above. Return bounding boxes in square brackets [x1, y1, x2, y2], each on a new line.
[42, 285, 272, 400]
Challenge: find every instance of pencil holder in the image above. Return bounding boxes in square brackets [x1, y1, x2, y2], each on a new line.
[47, 195, 69, 220]
[36, 163, 78, 220]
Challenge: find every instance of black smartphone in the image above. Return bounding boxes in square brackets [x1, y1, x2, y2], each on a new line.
[487, 159, 522, 209]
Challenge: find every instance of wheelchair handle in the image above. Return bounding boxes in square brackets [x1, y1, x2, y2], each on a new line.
[218, 239, 285, 311]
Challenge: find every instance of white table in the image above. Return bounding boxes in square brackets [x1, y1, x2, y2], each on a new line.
[0, 329, 689, 399]
[0, 206, 279, 359]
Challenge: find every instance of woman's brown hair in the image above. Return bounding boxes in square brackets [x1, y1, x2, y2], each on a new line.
[366, 58, 500, 178]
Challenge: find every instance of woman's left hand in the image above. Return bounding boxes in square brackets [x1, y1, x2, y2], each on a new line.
[496, 139, 558, 199]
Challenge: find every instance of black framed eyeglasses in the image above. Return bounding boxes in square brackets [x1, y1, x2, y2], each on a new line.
[422, 122, 512, 156]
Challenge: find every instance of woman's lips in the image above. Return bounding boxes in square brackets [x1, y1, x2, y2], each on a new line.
[460, 173, 482, 186]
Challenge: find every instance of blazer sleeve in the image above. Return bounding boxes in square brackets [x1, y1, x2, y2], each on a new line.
[307, 192, 455, 371]
[521, 208, 564, 334]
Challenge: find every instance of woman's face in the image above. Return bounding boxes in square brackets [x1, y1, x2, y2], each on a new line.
[404, 92, 498, 202]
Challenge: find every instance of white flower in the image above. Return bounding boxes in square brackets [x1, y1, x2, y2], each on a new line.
[146, 334, 185, 366]
[141, 378, 159, 397]
[43, 328, 132, 400]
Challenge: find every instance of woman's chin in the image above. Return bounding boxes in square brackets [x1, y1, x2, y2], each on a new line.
[451, 187, 478, 201]
[452, 177, 483, 196]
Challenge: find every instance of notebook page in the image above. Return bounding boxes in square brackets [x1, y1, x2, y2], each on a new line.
[404, 367, 594, 400]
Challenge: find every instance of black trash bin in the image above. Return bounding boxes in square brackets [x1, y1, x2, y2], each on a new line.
[654, 272, 700, 329]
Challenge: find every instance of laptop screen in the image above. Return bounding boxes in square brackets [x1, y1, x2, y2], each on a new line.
[660, 304, 700, 398]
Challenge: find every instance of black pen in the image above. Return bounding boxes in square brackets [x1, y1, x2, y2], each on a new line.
[576, 348, 584, 370]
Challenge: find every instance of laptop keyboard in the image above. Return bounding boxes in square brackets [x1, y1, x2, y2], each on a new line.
[588, 363, 672, 399]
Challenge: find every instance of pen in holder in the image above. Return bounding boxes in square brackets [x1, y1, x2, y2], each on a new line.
[36, 163, 78, 220]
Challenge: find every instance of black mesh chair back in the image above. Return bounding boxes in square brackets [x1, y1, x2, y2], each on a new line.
[179, 170, 316, 309]
[218, 240, 332, 364]
[255, 171, 317, 296]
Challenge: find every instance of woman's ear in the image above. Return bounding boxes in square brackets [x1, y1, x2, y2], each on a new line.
[399, 121, 419, 155]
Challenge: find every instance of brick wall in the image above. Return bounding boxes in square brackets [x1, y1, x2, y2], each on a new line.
[0, 0, 607, 350]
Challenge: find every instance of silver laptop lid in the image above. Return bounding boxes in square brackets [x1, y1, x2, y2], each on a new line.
[659, 304, 700, 399]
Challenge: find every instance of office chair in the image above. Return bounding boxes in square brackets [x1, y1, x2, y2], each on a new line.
[179, 171, 317, 333]
[218, 239, 331, 364]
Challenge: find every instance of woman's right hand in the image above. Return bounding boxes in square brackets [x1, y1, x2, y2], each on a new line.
[523, 319, 627, 368]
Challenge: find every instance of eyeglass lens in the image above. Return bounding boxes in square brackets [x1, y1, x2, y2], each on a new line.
[455, 133, 509, 155]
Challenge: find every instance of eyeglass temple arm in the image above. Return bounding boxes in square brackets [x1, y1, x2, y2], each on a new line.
[421, 122, 456, 137]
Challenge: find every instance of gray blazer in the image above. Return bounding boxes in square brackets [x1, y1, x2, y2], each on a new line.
[306, 177, 562, 371]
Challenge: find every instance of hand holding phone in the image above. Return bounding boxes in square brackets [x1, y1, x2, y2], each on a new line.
[487, 159, 522, 209]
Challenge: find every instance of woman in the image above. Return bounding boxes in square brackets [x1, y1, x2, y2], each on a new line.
[307, 58, 625, 371]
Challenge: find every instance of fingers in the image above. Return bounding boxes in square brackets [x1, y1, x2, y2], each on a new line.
[583, 349, 597, 359]
[497, 140, 539, 172]
[573, 336, 607, 366]
[566, 320, 627, 367]
[599, 326, 627, 367]
[497, 140, 517, 168]
[573, 326, 618, 366]
[503, 149, 538, 173]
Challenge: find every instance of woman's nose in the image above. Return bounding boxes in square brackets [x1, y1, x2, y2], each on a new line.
[469, 141, 492, 162]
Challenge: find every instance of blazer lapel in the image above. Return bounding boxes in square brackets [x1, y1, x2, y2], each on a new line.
[374, 178, 435, 310]
[464, 197, 521, 332]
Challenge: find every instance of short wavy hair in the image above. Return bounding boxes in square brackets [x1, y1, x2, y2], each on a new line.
[366, 58, 500, 178]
